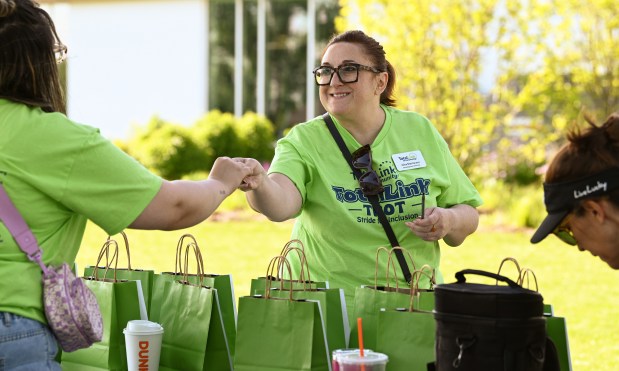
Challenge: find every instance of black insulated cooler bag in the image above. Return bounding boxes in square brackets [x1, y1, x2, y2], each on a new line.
[432, 269, 560, 371]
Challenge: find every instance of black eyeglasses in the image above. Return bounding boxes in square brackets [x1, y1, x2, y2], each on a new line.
[351, 144, 384, 196]
[53, 43, 67, 64]
[553, 214, 577, 246]
[312, 63, 381, 86]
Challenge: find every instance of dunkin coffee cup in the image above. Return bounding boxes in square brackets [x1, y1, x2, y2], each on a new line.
[337, 351, 389, 371]
[123, 320, 164, 371]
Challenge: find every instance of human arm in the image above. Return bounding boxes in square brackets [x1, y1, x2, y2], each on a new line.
[405, 204, 479, 246]
[237, 158, 302, 222]
[128, 156, 251, 230]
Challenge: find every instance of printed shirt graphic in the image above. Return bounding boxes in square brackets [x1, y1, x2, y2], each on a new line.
[269, 105, 483, 309]
[0, 98, 162, 324]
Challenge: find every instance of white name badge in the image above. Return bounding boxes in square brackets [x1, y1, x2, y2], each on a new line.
[392, 150, 426, 171]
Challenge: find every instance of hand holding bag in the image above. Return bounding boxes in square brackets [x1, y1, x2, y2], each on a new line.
[0, 184, 103, 352]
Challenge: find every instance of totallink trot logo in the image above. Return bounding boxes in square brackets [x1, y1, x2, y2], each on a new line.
[139, 341, 150, 370]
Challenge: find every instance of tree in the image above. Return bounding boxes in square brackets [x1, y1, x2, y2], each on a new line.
[336, 0, 618, 184]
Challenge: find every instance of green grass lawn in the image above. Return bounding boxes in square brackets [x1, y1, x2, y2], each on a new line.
[77, 213, 619, 370]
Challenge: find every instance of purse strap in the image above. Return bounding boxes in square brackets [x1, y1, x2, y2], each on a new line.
[0, 184, 48, 273]
[322, 113, 412, 284]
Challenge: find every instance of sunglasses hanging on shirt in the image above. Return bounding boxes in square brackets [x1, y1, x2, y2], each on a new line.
[323, 113, 412, 285]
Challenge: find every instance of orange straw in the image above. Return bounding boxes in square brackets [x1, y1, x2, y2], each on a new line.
[357, 317, 366, 371]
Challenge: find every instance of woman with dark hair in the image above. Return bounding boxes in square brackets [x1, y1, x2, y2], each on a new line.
[239, 30, 482, 314]
[0, 1, 251, 367]
[531, 112, 619, 269]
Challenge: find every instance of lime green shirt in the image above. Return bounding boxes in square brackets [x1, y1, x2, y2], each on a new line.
[0, 99, 162, 324]
[269, 105, 483, 308]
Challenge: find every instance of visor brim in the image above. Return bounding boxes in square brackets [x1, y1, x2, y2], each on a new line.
[530, 211, 569, 244]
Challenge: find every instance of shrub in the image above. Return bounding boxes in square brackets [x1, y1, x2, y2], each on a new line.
[121, 116, 205, 179]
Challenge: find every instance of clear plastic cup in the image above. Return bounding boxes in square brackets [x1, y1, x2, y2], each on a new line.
[332, 349, 374, 371]
[123, 320, 164, 371]
[337, 351, 389, 371]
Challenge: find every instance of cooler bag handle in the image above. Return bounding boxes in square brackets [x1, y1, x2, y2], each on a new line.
[455, 269, 521, 288]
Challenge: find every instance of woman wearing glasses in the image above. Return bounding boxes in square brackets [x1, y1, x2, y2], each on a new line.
[239, 30, 482, 314]
[531, 112, 619, 269]
[0, 1, 251, 367]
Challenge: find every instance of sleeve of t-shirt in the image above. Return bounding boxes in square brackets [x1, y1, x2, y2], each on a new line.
[268, 132, 311, 207]
[61, 131, 163, 235]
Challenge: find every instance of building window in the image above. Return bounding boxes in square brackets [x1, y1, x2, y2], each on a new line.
[208, 0, 338, 136]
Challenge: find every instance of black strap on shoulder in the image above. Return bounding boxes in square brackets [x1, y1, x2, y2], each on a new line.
[323, 113, 412, 284]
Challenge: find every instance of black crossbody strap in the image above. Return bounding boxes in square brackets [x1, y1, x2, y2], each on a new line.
[323, 113, 412, 284]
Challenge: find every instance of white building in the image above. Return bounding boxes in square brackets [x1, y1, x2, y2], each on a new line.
[42, 0, 338, 139]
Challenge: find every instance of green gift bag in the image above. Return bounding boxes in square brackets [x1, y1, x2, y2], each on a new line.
[149, 234, 237, 356]
[152, 237, 233, 370]
[234, 256, 331, 371]
[349, 248, 435, 349]
[375, 267, 437, 371]
[157, 279, 233, 371]
[250, 239, 328, 296]
[84, 232, 155, 315]
[269, 286, 350, 352]
[62, 242, 147, 370]
[501, 259, 572, 371]
[546, 315, 572, 371]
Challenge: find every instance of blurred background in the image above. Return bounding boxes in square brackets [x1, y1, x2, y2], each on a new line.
[42, 0, 618, 230]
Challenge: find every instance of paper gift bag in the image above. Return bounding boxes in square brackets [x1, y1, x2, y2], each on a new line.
[349, 247, 435, 349]
[84, 232, 155, 315]
[153, 238, 233, 370]
[157, 280, 233, 371]
[497, 259, 571, 371]
[234, 256, 331, 371]
[375, 267, 437, 371]
[149, 234, 237, 356]
[250, 239, 328, 296]
[62, 241, 147, 370]
[545, 316, 571, 371]
[268, 286, 350, 351]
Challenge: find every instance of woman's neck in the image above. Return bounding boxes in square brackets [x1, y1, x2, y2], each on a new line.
[337, 106, 386, 145]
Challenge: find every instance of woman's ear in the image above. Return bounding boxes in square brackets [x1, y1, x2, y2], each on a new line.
[375, 72, 388, 95]
[582, 199, 606, 222]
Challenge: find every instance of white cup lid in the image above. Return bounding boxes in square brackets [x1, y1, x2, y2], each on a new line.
[123, 320, 164, 334]
[338, 352, 388, 365]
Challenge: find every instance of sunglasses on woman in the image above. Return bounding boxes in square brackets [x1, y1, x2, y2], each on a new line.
[351, 144, 384, 196]
[553, 214, 577, 246]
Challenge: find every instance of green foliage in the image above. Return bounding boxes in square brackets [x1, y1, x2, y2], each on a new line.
[122, 116, 206, 179]
[119, 111, 276, 179]
[336, 0, 619, 183]
[236, 112, 275, 161]
[193, 111, 242, 169]
[478, 181, 545, 229]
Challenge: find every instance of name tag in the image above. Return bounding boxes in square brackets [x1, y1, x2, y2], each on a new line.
[392, 150, 426, 171]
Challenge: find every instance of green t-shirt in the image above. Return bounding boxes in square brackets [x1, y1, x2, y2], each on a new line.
[0, 98, 162, 324]
[269, 105, 483, 308]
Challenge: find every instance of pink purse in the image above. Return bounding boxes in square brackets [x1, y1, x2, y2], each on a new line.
[0, 184, 103, 352]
